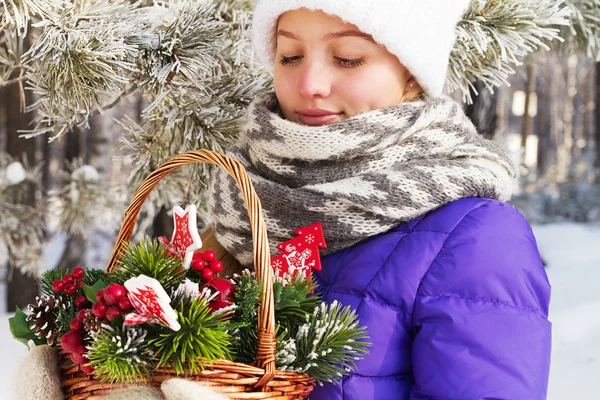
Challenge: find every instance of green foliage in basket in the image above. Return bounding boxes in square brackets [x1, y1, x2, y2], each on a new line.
[228, 271, 261, 364]
[84, 269, 117, 286]
[11, 233, 371, 386]
[40, 267, 69, 297]
[112, 238, 186, 293]
[149, 296, 232, 374]
[274, 274, 320, 334]
[8, 307, 45, 349]
[276, 300, 370, 384]
[55, 305, 79, 338]
[87, 325, 155, 383]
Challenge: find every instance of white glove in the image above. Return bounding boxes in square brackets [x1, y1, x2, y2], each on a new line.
[15, 345, 229, 400]
[103, 380, 229, 400]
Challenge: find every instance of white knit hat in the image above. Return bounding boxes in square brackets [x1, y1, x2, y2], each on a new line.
[251, 0, 471, 97]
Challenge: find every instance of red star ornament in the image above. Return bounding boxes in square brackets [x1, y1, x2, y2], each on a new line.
[124, 274, 181, 331]
[170, 205, 203, 269]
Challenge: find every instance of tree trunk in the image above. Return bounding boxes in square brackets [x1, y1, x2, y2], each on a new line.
[2, 71, 39, 311]
[536, 55, 552, 178]
[464, 80, 499, 140]
[56, 126, 87, 271]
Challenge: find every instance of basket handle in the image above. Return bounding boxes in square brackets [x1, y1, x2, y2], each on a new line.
[105, 150, 277, 388]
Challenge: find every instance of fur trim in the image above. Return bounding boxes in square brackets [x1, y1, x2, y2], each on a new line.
[252, 0, 470, 96]
[14, 345, 63, 400]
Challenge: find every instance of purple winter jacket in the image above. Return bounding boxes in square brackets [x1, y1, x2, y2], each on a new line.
[310, 197, 552, 400]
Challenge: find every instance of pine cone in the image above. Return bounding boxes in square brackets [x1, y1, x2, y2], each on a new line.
[82, 310, 105, 334]
[26, 296, 62, 346]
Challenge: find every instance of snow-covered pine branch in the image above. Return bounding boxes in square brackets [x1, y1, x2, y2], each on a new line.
[561, 0, 600, 60]
[0, 156, 44, 277]
[448, 0, 572, 104]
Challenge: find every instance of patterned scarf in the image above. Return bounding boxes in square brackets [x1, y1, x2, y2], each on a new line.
[208, 92, 516, 266]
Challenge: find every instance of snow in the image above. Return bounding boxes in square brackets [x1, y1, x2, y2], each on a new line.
[5, 162, 26, 185]
[533, 223, 600, 399]
[71, 165, 100, 182]
[0, 223, 598, 399]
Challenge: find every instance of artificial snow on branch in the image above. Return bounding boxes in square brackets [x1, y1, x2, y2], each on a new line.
[448, 0, 572, 103]
[561, 0, 600, 60]
[0, 0, 62, 36]
[0, 156, 44, 277]
[48, 159, 122, 237]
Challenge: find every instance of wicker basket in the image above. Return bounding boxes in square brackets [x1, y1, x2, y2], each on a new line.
[59, 150, 316, 399]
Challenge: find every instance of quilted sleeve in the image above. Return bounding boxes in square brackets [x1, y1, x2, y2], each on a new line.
[410, 201, 552, 400]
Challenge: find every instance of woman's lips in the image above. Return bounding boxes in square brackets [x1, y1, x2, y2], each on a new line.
[297, 112, 343, 126]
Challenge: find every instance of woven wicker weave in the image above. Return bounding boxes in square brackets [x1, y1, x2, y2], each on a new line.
[59, 150, 315, 399]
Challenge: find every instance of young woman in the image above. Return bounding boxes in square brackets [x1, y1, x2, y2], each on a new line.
[207, 2, 551, 399]
[19, 2, 551, 399]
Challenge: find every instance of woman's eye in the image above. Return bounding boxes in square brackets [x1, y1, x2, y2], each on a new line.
[335, 57, 364, 68]
[279, 55, 302, 65]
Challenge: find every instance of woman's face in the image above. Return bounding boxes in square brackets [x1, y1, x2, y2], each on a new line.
[274, 8, 419, 126]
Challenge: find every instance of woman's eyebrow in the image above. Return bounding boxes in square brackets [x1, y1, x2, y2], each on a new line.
[277, 29, 374, 42]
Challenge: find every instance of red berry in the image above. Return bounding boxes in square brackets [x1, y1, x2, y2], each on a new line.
[202, 278, 236, 301]
[73, 345, 86, 356]
[61, 331, 83, 353]
[52, 280, 65, 293]
[63, 274, 75, 283]
[202, 250, 216, 262]
[80, 359, 94, 375]
[75, 279, 83, 289]
[118, 297, 132, 311]
[64, 283, 77, 296]
[208, 299, 231, 313]
[95, 289, 105, 302]
[74, 295, 89, 309]
[200, 268, 214, 281]
[71, 351, 85, 365]
[73, 267, 85, 279]
[191, 257, 205, 271]
[76, 309, 88, 320]
[92, 301, 108, 318]
[103, 283, 126, 306]
[209, 260, 223, 273]
[106, 306, 123, 321]
[70, 318, 84, 331]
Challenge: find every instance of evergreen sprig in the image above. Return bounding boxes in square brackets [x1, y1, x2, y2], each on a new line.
[229, 271, 261, 364]
[40, 267, 67, 297]
[561, 0, 600, 60]
[276, 300, 370, 384]
[87, 325, 155, 383]
[274, 275, 321, 334]
[149, 296, 232, 374]
[22, 0, 138, 114]
[0, 0, 62, 35]
[84, 268, 117, 286]
[112, 237, 186, 293]
[55, 302, 77, 337]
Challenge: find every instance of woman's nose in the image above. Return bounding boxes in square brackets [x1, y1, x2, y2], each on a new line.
[297, 61, 332, 99]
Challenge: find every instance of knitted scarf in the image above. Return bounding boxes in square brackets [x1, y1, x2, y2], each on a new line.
[208, 92, 516, 266]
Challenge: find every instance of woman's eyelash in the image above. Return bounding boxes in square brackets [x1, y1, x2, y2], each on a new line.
[279, 56, 301, 65]
[278, 56, 364, 68]
[334, 57, 364, 68]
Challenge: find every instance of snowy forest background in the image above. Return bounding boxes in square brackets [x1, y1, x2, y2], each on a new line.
[1, 0, 600, 398]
